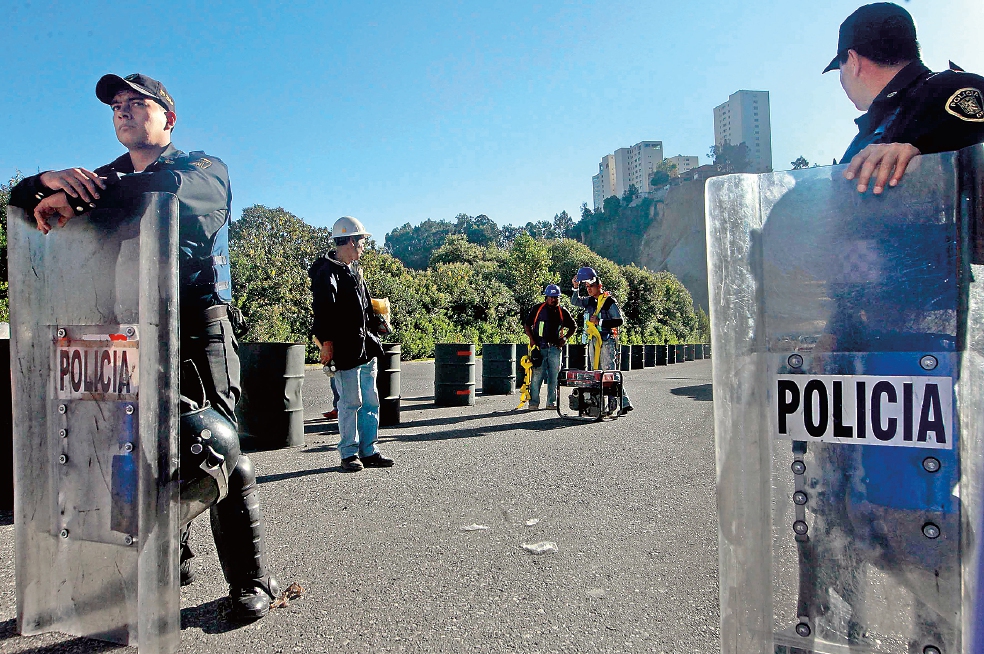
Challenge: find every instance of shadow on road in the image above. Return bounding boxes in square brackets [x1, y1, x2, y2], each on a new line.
[670, 383, 713, 402]
[382, 415, 572, 443]
[0, 510, 12, 526]
[256, 466, 339, 484]
[0, 618, 128, 652]
[181, 598, 255, 635]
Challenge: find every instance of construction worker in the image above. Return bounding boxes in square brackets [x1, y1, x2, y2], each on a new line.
[570, 267, 633, 415]
[523, 284, 577, 410]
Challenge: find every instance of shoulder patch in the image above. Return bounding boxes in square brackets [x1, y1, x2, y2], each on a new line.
[945, 87, 984, 122]
[190, 158, 212, 169]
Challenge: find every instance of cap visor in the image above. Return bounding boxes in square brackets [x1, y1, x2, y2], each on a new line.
[822, 55, 840, 74]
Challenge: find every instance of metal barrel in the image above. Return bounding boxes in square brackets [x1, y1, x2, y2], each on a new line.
[435, 343, 476, 406]
[481, 343, 515, 395]
[675, 344, 686, 363]
[236, 342, 306, 450]
[568, 343, 586, 370]
[630, 344, 644, 369]
[666, 344, 676, 364]
[619, 345, 631, 371]
[704, 343, 711, 359]
[377, 343, 402, 426]
[644, 344, 656, 367]
[685, 344, 695, 361]
[655, 344, 668, 365]
[560, 343, 569, 368]
[515, 343, 527, 385]
[695, 344, 704, 360]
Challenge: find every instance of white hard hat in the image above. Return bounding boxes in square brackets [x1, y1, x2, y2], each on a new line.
[332, 216, 371, 239]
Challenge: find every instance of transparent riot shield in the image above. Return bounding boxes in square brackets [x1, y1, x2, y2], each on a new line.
[9, 194, 181, 652]
[707, 145, 984, 654]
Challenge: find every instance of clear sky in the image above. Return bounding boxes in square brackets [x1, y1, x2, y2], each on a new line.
[2, 0, 982, 236]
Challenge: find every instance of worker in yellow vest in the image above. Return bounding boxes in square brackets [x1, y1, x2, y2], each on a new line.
[523, 284, 577, 410]
[571, 267, 633, 415]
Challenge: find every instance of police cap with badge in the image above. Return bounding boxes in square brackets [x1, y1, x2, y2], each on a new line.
[96, 73, 175, 113]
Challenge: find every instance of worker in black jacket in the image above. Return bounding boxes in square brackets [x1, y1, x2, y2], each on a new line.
[309, 216, 393, 473]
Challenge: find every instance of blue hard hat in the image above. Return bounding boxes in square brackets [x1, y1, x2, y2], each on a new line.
[543, 284, 561, 297]
[576, 267, 598, 283]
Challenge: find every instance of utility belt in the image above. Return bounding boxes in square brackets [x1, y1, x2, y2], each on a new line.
[182, 302, 248, 338]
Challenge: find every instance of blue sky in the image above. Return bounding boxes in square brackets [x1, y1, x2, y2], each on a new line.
[2, 0, 981, 237]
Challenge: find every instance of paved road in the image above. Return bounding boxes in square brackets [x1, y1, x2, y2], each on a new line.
[0, 358, 717, 653]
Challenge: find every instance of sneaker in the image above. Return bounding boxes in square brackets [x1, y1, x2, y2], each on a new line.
[323, 409, 338, 420]
[545, 403, 557, 409]
[179, 558, 196, 587]
[618, 405, 634, 416]
[360, 452, 395, 468]
[340, 455, 364, 472]
[527, 405, 540, 411]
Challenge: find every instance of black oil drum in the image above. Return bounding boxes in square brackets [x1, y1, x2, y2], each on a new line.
[695, 344, 704, 360]
[644, 344, 656, 368]
[656, 345, 668, 366]
[435, 343, 476, 406]
[482, 343, 515, 395]
[675, 344, 686, 364]
[0, 333, 11, 510]
[630, 344, 644, 370]
[377, 343, 402, 426]
[704, 343, 711, 359]
[236, 342, 305, 451]
[619, 345, 631, 371]
[685, 344, 695, 361]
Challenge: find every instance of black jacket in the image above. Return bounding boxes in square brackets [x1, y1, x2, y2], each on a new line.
[308, 255, 383, 371]
[10, 144, 233, 314]
[842, 61, 984, 162]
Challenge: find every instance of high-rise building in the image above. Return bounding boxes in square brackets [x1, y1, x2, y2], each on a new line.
[713, 90, 772, 173]
[592, 154, 617, 211]
[665, 155, 699, 176]
[591, 141, 666, 209]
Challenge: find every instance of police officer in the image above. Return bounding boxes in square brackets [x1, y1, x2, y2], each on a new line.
[826, 3, 984, 193]
[9, 73, 280, 620]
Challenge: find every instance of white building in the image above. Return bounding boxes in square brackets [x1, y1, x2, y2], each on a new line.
[592, 141, 664, 209]
[665, 155, 700, 176]
[591, 154, 617, 211]
[713, 90, 772, 173]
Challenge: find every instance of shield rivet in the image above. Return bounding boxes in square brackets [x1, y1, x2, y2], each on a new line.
[795, 622, 811, 637]
[60, 529, 69, 539]
[793, 491, 808, 505]
[924, 646, 942, 654]
[190, 443, 203, 455]
[59, 429, 67, 438]
[125, 405, 134, 415]
[58, 404, 67, 414]
[919, 355, 938, 371]
[922, 523, 941, 539]
[58, 454, 67, 465]
[922, 457, 941, 473]
[793, 520, 809, 535]
[123, 442, 133, 453]
[57, 328, 67, 338]
[124, 535, 134, 546]
[791, 461, 806, 475]
[787, 354, 804, 369]
[125, 327, 136, 337]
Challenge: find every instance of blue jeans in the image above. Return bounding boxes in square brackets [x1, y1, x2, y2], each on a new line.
[335, 359, 380, 459]
[529, 345, 562, 407]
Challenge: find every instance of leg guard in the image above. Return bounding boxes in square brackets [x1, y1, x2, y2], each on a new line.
[210, 453, 280, 620]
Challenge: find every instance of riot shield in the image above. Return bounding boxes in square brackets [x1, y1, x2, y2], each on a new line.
[707, 145, 984, 654]
[9, 194, 181, 652]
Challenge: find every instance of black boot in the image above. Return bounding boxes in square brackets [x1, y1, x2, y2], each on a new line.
[179, 525, 197, 586]
[210, 454, 280, 620]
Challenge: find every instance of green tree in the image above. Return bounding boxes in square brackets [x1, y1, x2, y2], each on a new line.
[384, 219, 457, 269]
[0, 174, 21, 323]
[552, 210, 574, 239]
[709, 141, 751, 173]
[650, 159, 678, 188]
[791, 156, 810, 170]
[229, 205, 332, 346]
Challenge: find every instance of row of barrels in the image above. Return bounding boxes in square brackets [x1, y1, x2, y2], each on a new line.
[435, 342, 711, 406]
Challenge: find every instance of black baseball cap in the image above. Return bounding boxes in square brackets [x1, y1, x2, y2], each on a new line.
[823, 3, 917, 73]
[96, 73, 175, 112]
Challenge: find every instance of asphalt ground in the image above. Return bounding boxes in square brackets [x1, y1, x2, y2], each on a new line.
[0, 358, 717, 654]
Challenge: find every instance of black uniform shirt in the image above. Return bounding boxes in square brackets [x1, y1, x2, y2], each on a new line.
[841, 61, 984, 162]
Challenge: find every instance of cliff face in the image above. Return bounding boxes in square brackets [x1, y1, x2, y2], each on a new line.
[578, 180, 709, 311]
[637, 180, 708, 311]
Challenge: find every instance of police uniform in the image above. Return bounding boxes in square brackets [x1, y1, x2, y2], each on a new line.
[841, 61, 984, 162]
[9, 118, 278, 618]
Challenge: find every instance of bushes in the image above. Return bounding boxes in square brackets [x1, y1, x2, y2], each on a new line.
[230, 207, 704, 362]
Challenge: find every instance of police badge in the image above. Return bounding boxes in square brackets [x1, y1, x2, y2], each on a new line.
[945, 87, 984, 122]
